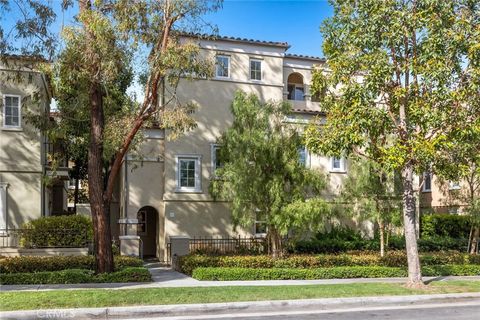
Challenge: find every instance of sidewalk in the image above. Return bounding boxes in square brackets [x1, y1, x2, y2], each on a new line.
[1, 260, 480, 292]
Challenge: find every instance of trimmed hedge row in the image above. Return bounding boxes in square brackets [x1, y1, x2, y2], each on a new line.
[0, 256, 143, 274]
[421, 214, 470, 239]
[0, 267, 151, 285]
[192, 265, 480, 281]
[179, 252, 480, 275]
[292, 236, 468, 254]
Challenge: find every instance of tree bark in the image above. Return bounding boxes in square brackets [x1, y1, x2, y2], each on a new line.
[401, 162, 423, 286]
[378, 217, 385, 257]
[268, 227, 283, 258]
[470, 227, 479, 255]
[87, 84, 114, 273]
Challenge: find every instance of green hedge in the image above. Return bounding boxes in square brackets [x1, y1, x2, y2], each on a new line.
[179, 252, 480, 275]
[421, 214, 470, 239]
[20, 215, 93, 248]
[192, 265, 480, 281]
[0, 267, 151, 285]
[292, 236, 468, 254]
[0, 255, 143, 274]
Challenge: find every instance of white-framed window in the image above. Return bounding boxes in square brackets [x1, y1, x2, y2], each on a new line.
[249, 59, 262, 81]
[287, 84, 305, 101]
[68, 177, 76, 190]
[175, 155, 202, 192]
[215, 55, 230, 78]
[3, 95, 21, 128]
[422, 172, 432, 192]
[449, 181, 461, 190]
[330, 157, 346, 172]
[254, 210, 267, 237]
[211, 144, 223, 176]
[137, 209, 147, 235]
[298, 146, 310, 168]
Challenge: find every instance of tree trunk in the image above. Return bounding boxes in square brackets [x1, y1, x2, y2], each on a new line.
[88, 84, 114, 273]
[470, 227, 479, 255]
[378, 217, 385, 257]
[401, 163, 423, 286]
[268, 227, 283, 258]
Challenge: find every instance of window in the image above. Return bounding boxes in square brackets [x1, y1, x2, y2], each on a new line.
[298, 146, 310, 168]
[422, 172, 432, 192]
[3, 95, 21, 128]
[449, 181, 461, 190]
[254, 211, 267, 237]
[137, 210, 147, 235]
[287, 84, 304, 101]
[250, 59, 262, 81]
[330, 157, 346, 172]
[176, 155, 202, 192]
[211, 144, 223, 176]
[68, 177, 77, 190]
[215, 55, 230, 78]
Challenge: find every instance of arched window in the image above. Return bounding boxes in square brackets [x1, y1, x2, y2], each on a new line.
[287, 73, 304, 101]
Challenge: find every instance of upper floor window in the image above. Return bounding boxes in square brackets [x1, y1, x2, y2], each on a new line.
[298, 146, 310, 168]
[250, 59, 262, 81]
[287, 73, 304, 101]
[176, 155, 202, 192]
[3, 95, 21, 128]
[211, 144, 224, 175]
[215, 55, 230, 78]
[330, 157, 346, 172]
[422, 172, 432, 192]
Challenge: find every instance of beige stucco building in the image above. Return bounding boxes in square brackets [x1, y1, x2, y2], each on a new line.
[0, 56, 68, 233]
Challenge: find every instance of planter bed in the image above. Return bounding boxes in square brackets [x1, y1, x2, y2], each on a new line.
[192, 265, 480, 281]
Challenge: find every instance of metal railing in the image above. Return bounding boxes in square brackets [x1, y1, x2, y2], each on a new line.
[188, 236, 268, 255]
[0, 228, 90, 248]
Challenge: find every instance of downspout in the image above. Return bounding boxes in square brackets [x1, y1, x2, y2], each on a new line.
[40, 72, 51, 217]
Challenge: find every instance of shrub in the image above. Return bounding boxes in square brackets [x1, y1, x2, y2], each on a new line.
[0, 255, 143, 274]
[0, 267, 151, 285]
[421, 214, 470, 239]
[178, 251, 479, 275]
[20, 215, 93, 248]
[192, 265, 480, 281]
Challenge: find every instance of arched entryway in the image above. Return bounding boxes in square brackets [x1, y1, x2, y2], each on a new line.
[137, 206, 158, 257]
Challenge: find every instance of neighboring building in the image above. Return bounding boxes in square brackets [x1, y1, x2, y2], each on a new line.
[0, 55, 68, 232]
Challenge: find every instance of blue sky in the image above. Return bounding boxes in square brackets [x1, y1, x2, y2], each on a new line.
[206, 1, 333, 57]
[3, 0, 332, 58]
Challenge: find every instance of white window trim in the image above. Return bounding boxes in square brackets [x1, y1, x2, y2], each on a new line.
[299, 146, 311, 168]
[330, 157, 346, 173]
[2, 94, 22, 129]
[175, 155, 202, 193]
[249, 58, 262, 81]
[422, 172, 432, 192]
[449, 181, 461, 190]
[210, 143, 222, 177]
[215, 55, 231, 79]
[254, 209, 267, 237]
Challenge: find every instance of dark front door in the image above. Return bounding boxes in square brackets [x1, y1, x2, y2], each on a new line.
[137, 207, 158, 257]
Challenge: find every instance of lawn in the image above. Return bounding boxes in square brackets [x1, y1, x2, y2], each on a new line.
[1, 280, 479, 311]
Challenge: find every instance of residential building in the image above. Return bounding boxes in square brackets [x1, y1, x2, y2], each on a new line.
[0, 55, 68, 233]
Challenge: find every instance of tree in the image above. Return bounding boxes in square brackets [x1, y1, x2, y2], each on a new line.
[60, 0, 221, 273]
[210, 92, 330, 257]
[340, 158, 402, 257]
[305, 0, 480, 286]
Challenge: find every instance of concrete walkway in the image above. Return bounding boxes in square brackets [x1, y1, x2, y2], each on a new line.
[1, 260, 480, 292]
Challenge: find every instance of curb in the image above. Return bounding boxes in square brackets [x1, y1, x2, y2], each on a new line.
[2, 292, 480, 320]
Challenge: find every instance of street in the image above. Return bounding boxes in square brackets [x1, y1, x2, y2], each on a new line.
[144, 301, 480, 320]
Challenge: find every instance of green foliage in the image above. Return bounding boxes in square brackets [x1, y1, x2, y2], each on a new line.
[0, 267, 151, 285]
[0, 255, 143, 274]
[178, 251, 479, 276]
[20, 215, 93, 248]
[421, 214, 471, 238]
[192, 265, 480, 281]
[210, 92, 331, 251]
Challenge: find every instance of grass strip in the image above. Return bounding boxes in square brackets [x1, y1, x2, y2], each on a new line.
[1, 280, 479, 311]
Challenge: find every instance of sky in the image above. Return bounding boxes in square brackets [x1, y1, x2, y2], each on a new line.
[2, 0, 333, 58]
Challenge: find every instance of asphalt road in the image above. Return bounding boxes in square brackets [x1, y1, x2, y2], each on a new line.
[151, 302, 480, 320]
